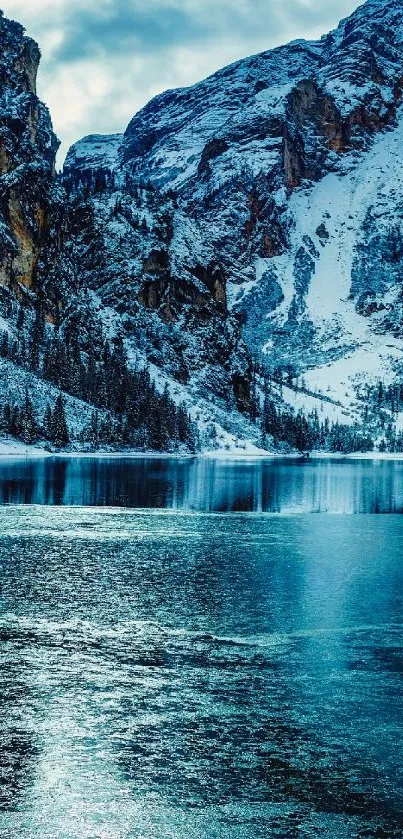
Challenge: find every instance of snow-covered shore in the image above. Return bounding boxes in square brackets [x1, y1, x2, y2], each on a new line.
[0, 438, 403, 461]
[0, 441, 52, 458]
[202, 450, 403, 461]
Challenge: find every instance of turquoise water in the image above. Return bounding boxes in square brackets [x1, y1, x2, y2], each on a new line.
[0, 455, 402, 511]
[0, 460, 402, 837]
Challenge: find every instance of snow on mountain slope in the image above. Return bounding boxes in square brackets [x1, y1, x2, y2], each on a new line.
[247, 109, 403, 411]
[121, 0, 403, 194]
[0, 357, 106, 441]
[121, 44, 321, 191]
[64, 135, 123, 174]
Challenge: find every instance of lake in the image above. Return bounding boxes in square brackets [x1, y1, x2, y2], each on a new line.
[0, 457, 402, 838]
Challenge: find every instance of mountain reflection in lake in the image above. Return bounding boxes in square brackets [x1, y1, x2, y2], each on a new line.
[0, 455, 401, 512]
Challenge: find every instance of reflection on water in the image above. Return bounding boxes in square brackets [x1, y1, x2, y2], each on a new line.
[0, 455, 402, 511]
[0, 509, 402, 838]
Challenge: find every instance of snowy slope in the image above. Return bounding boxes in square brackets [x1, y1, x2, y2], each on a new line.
[244, 110, 403, 412]
[0, 358, 108, 442]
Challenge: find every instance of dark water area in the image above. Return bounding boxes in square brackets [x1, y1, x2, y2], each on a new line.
[0, 460, 402, 837]
[0, 455, 402, 512]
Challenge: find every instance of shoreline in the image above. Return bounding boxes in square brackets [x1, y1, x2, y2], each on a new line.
[0, 440, 402, 461]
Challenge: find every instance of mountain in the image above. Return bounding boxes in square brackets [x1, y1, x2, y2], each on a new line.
[57, 0, 403, 426]
[1, 0, 403, 451]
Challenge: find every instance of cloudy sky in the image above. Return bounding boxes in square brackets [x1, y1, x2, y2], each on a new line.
[1, 0, 361, 165]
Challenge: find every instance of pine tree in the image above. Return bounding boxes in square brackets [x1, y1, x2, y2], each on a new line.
[0, 332, 9, 359]
[3, 404, 11, 434]
[88, 410, 99, 448]
[20, 393, 36, 444]
[10, 406, 20, 437]
[16, 306, 24, 331]
[43, 403, 53, 440]
[51, 394, 69, 447]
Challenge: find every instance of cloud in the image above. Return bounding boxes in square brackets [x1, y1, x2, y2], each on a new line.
[53, 1, 214, 61]
[0, 0, 361, 165]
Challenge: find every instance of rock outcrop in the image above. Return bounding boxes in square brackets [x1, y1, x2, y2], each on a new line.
[0, 12, 58, 310]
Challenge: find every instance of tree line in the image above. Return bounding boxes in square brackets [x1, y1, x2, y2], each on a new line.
[0, 392, 69, 447]
[260, 394, 375, 453]
[0, 308, 198, 451]
[4, 302, 403, 454]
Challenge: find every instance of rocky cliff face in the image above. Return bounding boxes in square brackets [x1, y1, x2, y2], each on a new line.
[1, 0, 403, 442]
[0, 12, 58, 311]
[41, 146, 254, 417]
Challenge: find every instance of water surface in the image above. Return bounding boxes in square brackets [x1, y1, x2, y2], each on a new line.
[0, 459, 402, 837]
[0, 455, 402, 512]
